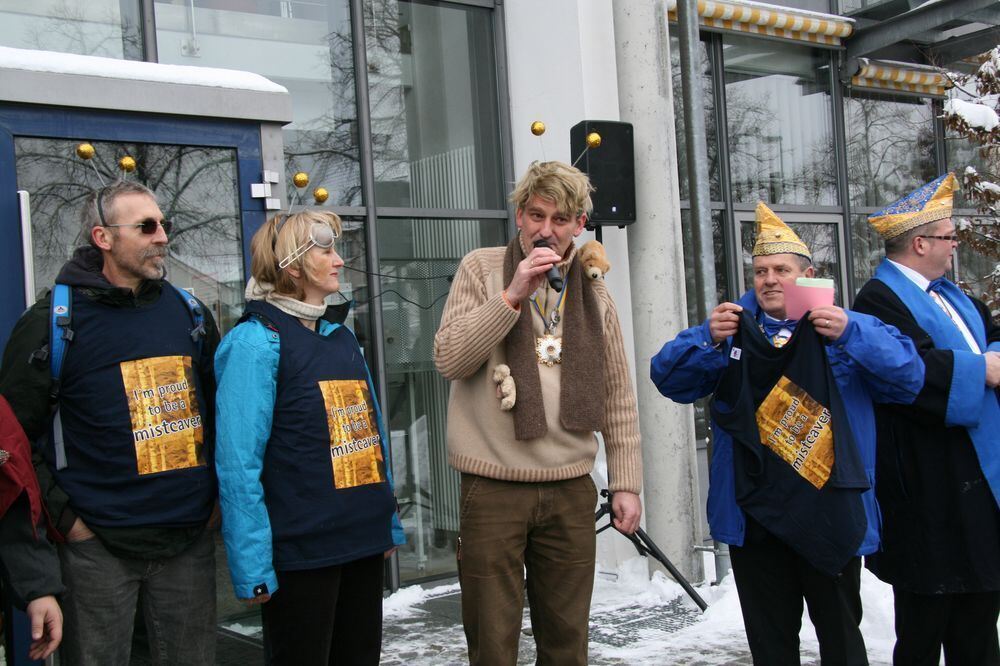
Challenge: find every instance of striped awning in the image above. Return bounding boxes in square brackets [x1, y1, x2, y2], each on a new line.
[666, 0, 854, 47]
[850, 59, 951, 97]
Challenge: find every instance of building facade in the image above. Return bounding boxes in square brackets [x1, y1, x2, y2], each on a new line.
[0, 0, 996, 657]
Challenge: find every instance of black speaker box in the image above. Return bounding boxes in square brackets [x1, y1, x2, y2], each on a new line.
[570, 120, 636, 227]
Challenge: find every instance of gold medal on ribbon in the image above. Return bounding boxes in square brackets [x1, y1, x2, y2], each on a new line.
[535, 334, 563, 366]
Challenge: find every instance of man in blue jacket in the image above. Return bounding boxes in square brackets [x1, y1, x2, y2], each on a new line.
[651, 203, 924, 665]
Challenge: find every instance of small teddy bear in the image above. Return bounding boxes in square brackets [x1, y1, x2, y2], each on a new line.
[492, 364, 516, 411]
[579, 240, 611, 280]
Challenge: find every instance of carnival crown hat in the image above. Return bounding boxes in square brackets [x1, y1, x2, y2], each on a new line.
[867, 173, 958, 240]
[752, 202, 811, 260]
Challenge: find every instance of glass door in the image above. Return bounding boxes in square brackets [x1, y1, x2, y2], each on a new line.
[0, 104, 267, 658]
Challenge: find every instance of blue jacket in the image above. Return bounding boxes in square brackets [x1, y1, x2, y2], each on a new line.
[215, 315, 405, 599]
[650, 291, 924, 555]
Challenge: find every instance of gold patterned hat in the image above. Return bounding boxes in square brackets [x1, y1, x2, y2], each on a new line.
[868, 173, 958, 239]
[752, 202, 811, 260]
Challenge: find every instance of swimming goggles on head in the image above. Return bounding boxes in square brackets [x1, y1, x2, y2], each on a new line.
[278, 222, 339, 269]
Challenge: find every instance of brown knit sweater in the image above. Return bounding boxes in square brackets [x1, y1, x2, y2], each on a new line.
[433, 245, 643, 494]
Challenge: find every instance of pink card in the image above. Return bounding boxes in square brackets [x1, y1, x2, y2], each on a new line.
[783, 278, 835, 321]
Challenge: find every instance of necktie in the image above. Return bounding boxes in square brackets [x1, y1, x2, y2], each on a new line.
[758, 315, 797, 348]
[927, 279, 956, 323]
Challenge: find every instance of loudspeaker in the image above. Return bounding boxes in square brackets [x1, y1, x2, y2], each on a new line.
[570, 120, 636, 227]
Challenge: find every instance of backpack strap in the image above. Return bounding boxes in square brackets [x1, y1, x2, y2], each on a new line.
[168, 283, 206, 358]
[49, 284, 73, 397]
[48, 284, 73, 470]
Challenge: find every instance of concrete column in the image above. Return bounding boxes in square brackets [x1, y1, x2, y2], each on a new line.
[612, 0, 703, 582]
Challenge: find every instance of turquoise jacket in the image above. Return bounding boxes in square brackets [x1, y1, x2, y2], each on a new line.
[215, 315, 405, 599]
[650, 290, 924, 555]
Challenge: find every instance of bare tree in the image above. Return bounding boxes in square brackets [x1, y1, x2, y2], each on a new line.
[942, 47, 1000, 315]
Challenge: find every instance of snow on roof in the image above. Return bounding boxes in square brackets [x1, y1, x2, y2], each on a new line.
[945, 97, 1000, 132]
[0, 46, 287, 95]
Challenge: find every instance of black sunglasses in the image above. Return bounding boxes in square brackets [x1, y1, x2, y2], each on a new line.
[103, 217, 173, 235]
[95, 186, 171, 235]
[918, 234, 960, 242]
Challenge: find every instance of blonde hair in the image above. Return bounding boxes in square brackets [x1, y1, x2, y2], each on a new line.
[509, 161, 594, 218]
[250, 210, 343, 299]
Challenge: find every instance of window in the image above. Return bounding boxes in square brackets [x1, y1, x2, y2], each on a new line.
[0, 0, 143, 59]
[670, 30, 721, 201]
[364, 0, 503, 210]
[374, 217, 507, 582]
[723, 35, 837, 206]
[14, 137, 245, 331]
[153, 0, 363, 206]
[843, 92, 936, 285]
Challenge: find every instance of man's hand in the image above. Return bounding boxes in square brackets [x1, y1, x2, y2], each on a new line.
[612, 491, 642, 535]
[708, 303, 743, 344]
[505, 246, 563, 304]
[985, 351, 1000, 388]
[65, 517, 95, 543]
[809, 305, 849, 341]
[26, 595, 62, 660]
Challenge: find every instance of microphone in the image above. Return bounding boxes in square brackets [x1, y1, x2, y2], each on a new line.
[533, 239, 564, 292]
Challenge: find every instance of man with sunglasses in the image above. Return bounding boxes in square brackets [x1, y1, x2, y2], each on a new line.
[0, 180, 221, 664]
[854, 173, 1000, 664]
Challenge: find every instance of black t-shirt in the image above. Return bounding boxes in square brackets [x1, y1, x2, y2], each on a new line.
[711, 311, 868, 576]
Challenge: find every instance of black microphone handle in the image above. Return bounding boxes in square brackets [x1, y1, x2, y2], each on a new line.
[532, 240, 564, 292]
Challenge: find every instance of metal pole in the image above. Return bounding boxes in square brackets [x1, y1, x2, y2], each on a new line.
[677, 0, 729, 583]
[676, 0, 717, 323]
[348, 0, 400, 592]
[831, 52, 855, 303]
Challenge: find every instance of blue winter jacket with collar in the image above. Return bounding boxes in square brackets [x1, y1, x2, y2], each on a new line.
[650, 290, 924, 555]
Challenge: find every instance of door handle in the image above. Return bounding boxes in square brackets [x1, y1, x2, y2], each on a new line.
[18, 190, 35, 307]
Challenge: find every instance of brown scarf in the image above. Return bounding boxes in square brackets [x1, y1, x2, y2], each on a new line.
[503, 234, 606, 440]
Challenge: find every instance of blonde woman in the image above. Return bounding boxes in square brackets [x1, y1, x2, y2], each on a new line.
[215, 211, 403, 665]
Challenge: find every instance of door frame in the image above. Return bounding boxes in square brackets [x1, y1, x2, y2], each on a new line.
[0, 103, 266, 346]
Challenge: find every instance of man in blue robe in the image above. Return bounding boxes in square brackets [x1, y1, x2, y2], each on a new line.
[651, 203, 924, 665]
[853, 173, 1000, 665]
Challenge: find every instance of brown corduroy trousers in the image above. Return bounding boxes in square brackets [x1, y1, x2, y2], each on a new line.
[457, 473, 598, 666]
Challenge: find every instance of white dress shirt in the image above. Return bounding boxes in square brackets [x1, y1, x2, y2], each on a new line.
[887, 259, 982, 353]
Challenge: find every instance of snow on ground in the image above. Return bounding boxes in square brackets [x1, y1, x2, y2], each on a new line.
[381, 553, 913, 665]
[383, 581, 461, 619]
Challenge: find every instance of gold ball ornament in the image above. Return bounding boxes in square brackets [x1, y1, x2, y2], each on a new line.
[293, 172, 310, 188]
[586, 132, 602, 149]
[530, 121, 546, 136]
[118, 156, 136, 172]
[313, 187, 329, 204]
[76, 143, 95, 160]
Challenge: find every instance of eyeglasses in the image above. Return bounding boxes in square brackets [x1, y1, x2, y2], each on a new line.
[278, 223, 339, 269]
[918, 234, 960, 243]
[95, 186, 171, 235]
[103, 218, 173, 235]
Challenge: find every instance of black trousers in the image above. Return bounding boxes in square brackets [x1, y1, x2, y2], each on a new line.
[261, 553, 385, 666]
[893, 587, 1000, 666]
[730, 519, 868, 666]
